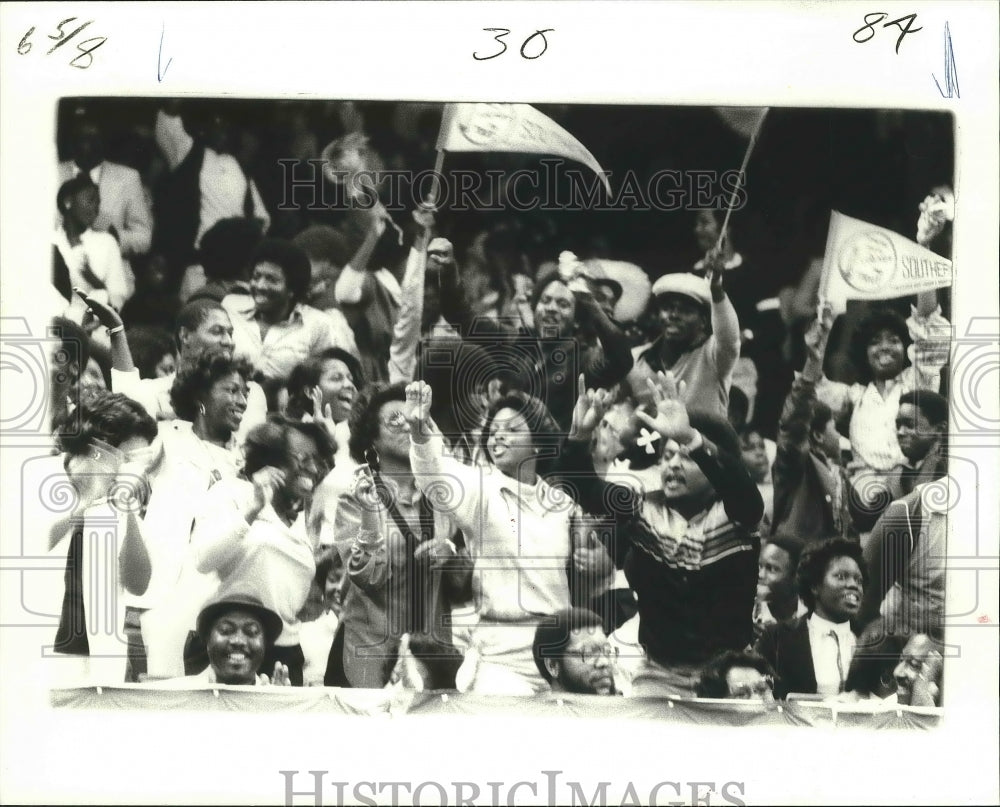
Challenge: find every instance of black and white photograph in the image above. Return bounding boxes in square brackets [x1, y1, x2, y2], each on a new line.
[1, 3, 997, 806]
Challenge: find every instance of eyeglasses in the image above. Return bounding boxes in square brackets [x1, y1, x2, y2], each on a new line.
[288, 451, 320, 471]
[576, 644, 619, 665]
[728, 675, 774, 699]
[379, 411, 410, 432]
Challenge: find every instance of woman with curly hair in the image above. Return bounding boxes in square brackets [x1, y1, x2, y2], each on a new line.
[754, 538, 867, 699]
[284, 347, 363, 467]
[405, 380, 611, 695]
[322, 382, 470, 689]
[190, 417, 335, 685]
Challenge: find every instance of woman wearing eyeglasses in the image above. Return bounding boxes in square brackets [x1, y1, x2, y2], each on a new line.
[190, 418, 335, 685]
[323, 382, 470, 689]
[696, 649, 777, 704]
[405, 380, 614, 695]
[49, 390, 158, 685]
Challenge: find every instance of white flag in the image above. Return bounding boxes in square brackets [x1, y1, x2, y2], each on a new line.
[820, 211, 953, 315]
[436, 103, 611, 194]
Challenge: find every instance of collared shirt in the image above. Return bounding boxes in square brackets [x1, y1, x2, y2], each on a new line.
[223, 297, 359, 383]
[53, 226, 131, 310]
[411, 434, 573, 621]
[110, 367, 267, 449]
[807, 612, 857, 697]
[58, 159, 153, 258]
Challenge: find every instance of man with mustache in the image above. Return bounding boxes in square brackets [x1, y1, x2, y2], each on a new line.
[533, 608, 619, 696]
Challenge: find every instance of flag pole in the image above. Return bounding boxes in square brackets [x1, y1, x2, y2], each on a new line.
[715, 108, 769, 254]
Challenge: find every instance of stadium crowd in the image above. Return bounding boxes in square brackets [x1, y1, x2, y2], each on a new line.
[40, 100, 952, 706]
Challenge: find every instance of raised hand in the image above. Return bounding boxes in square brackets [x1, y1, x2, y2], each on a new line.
[916, 187, 954, 247]
[403, 381, 433, 443]
[635, 371, 695, 443]
[804, 302, 834, 364]
[351, 465, 384, 526]
[703, 239, 727, 298]
[412, 204, 436, 232]
[426, 237, 455, 274]
[74, 288, 123, 331]
[572, 522, 614, 580]
[309, 385, 338, 438]
[570, 374, 613, 441]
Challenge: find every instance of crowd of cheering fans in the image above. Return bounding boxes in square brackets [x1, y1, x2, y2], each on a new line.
[42, 101, 951, 707]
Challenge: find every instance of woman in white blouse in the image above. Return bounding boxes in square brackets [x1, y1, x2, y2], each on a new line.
[190, 418, 335, 686]
[405, 380, 611, 695]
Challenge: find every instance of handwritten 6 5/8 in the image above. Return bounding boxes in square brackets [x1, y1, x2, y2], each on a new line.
[17, 17, 107, 70]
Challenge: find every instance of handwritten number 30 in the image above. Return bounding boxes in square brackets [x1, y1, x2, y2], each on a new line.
[474, 28, 553, 61]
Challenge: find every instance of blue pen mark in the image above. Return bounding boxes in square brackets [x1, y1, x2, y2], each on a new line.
[157, 22, 173, 81]
[932, 22, 959, 99]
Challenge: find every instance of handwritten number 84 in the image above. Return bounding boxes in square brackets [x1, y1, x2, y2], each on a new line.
[474, 29, 553, 61]
[853, 12, 922, 54]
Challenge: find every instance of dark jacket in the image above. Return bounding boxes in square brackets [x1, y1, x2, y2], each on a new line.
[557, 437, 763, 666]
[771, 375, 855, 543]
[753, 615, 818, 699]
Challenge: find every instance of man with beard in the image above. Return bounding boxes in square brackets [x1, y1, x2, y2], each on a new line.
[890, 633, 943, 707]
[533, 608, 618, 696]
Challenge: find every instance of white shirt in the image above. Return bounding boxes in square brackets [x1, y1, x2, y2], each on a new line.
[807, 612, 857, 697]
[53, 226, 132, 310]
[191, 479, 316, 647]
[222, 297, 359, 383]
[155, 110, 271, 246]
[110, 367, 267, 449]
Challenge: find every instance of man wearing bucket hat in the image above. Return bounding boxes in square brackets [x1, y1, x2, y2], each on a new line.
[625, 259, 740, 420]
[192, 590, 290, 686]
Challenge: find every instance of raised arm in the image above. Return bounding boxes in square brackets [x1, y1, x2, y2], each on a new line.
[334, 208, 386, 305]
[406, 380, 484, 530]
[388, 209, 436, 383]
[858, 494, 916, 629]
[75, 290, 136, 373]
[637, 371, 763, 528]
[704, 252, 741, 378]
[334, 469, 390, 593]
[572, 286, 634, 389]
